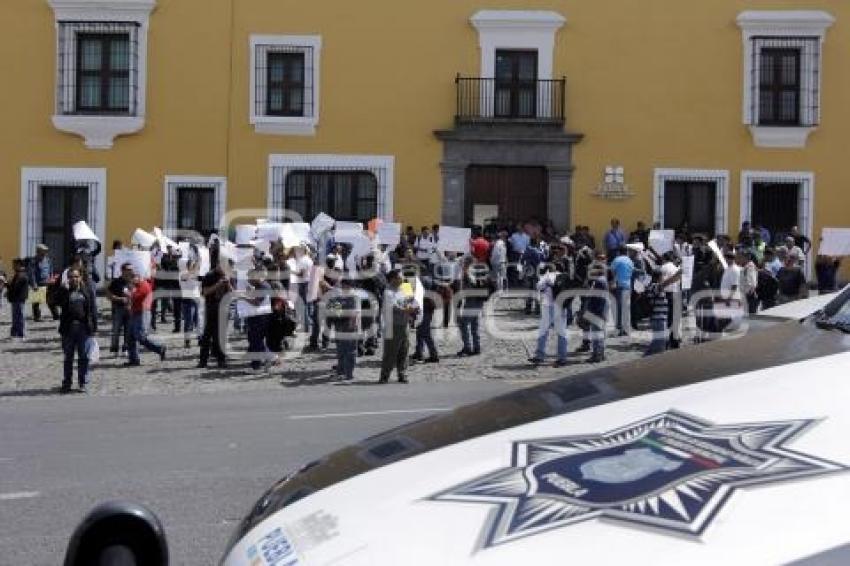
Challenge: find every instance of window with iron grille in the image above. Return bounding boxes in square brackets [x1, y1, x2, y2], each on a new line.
[751, 37, 819, 127]
[250, 35, 321, 135]
[284, 171, 378, 223]
[164, 177, 227, 240]
[57, 22, 140, 116]
[266, 52, 305, 117]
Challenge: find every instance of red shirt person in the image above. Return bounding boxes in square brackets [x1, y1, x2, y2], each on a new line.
[126, 274, 166, 366]
[470, 232, 491, 264]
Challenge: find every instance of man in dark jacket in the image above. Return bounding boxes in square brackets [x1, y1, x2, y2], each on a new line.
[56, 268, 97, 393]
[7, 259, 30, 338]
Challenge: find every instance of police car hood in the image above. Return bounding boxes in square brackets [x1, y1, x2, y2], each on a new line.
[223, 322, 850, 565]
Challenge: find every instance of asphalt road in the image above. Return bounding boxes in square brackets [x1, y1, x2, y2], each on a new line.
[0, 381, 525, 565]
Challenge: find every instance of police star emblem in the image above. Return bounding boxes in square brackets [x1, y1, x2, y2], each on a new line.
[431, 411, 845, 548]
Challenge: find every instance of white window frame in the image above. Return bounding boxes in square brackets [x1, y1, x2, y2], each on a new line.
[470, 10, 565, 119]
[740, 170, 815, 276]
[736, 10, 834, 148]
[48, 0, 155, 149]
[20, 166, 108, 278]
[653, 168, 730, 236]
[250, 35, 322, 136]
[162, 175, 227, 237]
[267, 154, 395, 222]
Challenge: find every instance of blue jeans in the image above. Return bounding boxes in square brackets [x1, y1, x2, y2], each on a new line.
[415, 309, 437, 358]
[10, 302, 25, 337]
[615, 288, 631, 333]
[298, 283, 310, 333]
[645, 317, 668, 356]
[246, 314, 270, 369]
[535, 304, 568, 362]
[128, 312, 164, 363]
[458, 315, 480, 353]
[181, 299, 199, 335]
[336, 338, 357, 379]
[62, 323, 89, 387]
[110, 306, 130, 352]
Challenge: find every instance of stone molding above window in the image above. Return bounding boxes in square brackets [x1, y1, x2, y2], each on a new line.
[736, 10, 834, 149]
[250, 35, 322, 136]
[470, 10, 565, 80]
[47, 0, 155, 149]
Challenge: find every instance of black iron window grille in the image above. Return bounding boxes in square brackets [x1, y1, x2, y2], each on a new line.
[165, 182, 224, 239]
[56, 21, 140, 116]
[270, 167, 385, 223]
[24, 180, 99, 267]
[254, 45, 314, 118]
[750, 36, 820, 127]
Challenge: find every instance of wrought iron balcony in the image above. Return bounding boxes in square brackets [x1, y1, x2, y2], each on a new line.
[455, 75, 566, 125]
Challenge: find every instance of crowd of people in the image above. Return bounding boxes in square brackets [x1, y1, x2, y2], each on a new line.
[0, 217, 843, 395]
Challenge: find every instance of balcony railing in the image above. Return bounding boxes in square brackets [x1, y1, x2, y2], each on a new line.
[455, 75, 566, 124]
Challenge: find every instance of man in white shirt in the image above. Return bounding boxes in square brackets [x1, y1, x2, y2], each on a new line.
[782, 236, 806, 269]
[720, 252, 742, 303]
[738, 250, 759, 314]
[414, 226, 437, 268]
[659, 253, 683, 347]
[489, 231, 508, 291]
[287, 246, 314, 334]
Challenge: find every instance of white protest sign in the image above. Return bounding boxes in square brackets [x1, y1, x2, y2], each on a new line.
[219, 241, 237, 262]
[131, 228, 157, 249]
[377, 222, 402, 247]
[681, 255, 695, 291]
[707, 239, 728, 270]
[291, 222, 312, 245]
[350, 234, 374, 259]
[234, 247, 254, 270]
[311, 213, 336, 238]
[235, 225, 257, 245]
[152, 227, 179, 250]
[257, 223, 285, 242]
[819, 228, 850, 257]
[198, 247, 210, 276]
[649, 230, 675, 255]
[335, 222, 365, 244]
[437, 226, 471, 254]
[72, 220, 99, 242]
[115, 249, 151, 278]
[177, 241, 191, 257]
[254, 240, 271, 256]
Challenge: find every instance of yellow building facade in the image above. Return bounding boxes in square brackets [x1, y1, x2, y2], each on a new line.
[1, 0, 848, 277]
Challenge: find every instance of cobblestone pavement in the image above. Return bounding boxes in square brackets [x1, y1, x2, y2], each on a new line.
[0, 298, 675, 399]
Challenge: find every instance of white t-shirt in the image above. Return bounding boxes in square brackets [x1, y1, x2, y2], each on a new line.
[660, 261, 681, 293]
[720, 264, 742, 301]
[287, 255, 314, 285]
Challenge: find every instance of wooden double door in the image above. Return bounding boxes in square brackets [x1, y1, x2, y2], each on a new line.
[465, 166, 548, 227]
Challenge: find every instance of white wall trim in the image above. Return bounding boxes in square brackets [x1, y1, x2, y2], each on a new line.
[162, 175, 228, 235]
[267, 154, 395, 221]
[249, 34, 322, 136]
[748, 126, 816, 148]
[653, 168, 730, 236]
[470, 10, 565, 81]
[20, 166, 108, 276]
[47, 0, 155, 149]
[736, 10, 834, 148]
[739, 170, 815, 275]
